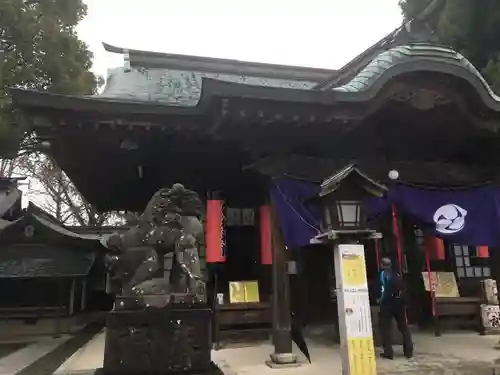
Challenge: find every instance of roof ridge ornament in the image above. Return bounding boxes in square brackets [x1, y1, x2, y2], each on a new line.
[403, 0, 444, 43]
[123, 49, 131, 72]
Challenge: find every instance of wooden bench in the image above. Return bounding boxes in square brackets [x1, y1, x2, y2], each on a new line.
[433, 297, 481, 336]
[214, 302, 272, 349]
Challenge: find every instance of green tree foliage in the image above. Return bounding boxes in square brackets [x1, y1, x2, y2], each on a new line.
[399, 0, 500, 93]
[0, 0, 112, 226]
[0, 0, 99, 155]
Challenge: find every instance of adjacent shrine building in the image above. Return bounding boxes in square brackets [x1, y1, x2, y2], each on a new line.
[11, 40, 500, 348]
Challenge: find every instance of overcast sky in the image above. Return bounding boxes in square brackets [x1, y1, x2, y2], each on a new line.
[77, 0, 403, 78]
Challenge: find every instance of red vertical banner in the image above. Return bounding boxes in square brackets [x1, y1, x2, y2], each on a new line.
[478, 246, 489, 258]
[206, 199, 226, 263]
[259, 205, 273, 265]
[424, 236, 446, 260]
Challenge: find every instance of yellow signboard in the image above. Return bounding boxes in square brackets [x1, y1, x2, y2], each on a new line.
[229, 280, 260, 303]
[337, 244, 376, 375]
[342, 253, 368, 287]
[229, 282, 246, 303]
[244, 281, 260, 303]
[347, 337, 376, 375]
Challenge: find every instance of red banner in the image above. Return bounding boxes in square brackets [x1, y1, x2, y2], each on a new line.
[424, 236, 445, 260]
[206, 199, 226, 263]
[260, 205, 273, 265]
[478, 245, 489, 258]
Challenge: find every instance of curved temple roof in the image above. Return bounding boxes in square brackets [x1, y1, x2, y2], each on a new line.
[10, 43, 500, 117]
[328, 43, 499, 101]
[189, 42, 500, 114]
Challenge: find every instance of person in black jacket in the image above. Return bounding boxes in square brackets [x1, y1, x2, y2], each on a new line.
[378, 258, 413, 360]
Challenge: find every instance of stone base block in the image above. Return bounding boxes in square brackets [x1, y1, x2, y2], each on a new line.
[103, 305, 212, 375]
[265, 353, 300, 368]
[93, 362, 223, 375]
[265, 360, 302, 369]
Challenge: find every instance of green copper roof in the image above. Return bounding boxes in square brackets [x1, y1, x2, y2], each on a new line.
[98, 43, 500, 108]
[329, 43, 499, 101]
[99, 67, 317, 106]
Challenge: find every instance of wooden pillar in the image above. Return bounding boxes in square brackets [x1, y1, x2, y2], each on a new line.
[53, 278, 63, 338]
[68, 278, 76, 316]
[81, 278, 87, 311]
[269, 204, 296, 365]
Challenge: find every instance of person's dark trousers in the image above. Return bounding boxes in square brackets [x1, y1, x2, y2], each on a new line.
[379, 300, 413, 358]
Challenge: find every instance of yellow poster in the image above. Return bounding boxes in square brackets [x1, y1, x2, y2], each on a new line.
[229, 281, 260, 303]
[342, 253, 367, 287]
[229, 281, 246, 303]
[347, 337, 376, 375]
[244, 281, 260, 303]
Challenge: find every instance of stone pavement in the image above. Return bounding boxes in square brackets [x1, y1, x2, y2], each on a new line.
[56, 330, 500, 375]
[54, 330, 105, 375]
[0, 335, 70, 375]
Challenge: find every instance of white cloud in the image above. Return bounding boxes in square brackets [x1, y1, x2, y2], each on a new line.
[77, 0, 403, 78]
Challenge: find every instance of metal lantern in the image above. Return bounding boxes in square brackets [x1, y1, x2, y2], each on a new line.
[319, 191, 366, 231]
[336, 200, 362, 228]
[316, 165, 387, 233]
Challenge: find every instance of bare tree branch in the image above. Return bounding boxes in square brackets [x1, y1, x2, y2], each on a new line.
[1, 151, 125, 226]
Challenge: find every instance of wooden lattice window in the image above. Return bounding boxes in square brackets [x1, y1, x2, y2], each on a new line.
[453, 245, 490, 279]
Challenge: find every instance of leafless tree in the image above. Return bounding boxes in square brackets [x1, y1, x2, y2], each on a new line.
[18, 153, 124, 225]
[1, 144, 126, 226]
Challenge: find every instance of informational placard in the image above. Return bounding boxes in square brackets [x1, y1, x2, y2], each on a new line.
[229, 281, 260, 303]
[421, 271, 460, 298]
[334, 244, 376, 375]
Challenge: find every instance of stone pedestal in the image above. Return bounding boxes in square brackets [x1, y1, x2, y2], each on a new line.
[103, 305, 212, 375]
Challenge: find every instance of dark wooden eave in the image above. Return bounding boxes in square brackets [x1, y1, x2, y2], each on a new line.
[10, 89, 201, 116]
[246, 155, 497, 187]
[102, 42, 337, 82]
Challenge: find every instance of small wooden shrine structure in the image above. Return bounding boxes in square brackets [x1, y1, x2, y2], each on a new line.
[11, 36, 500, 353]
[0, 203, 108, 319]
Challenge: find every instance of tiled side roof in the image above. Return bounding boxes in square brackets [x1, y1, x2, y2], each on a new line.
[0, 245, 95, 278]
[99, 67, 317, 106]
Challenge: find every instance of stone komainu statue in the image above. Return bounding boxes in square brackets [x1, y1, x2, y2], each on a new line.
[105, 183, 205, 308]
